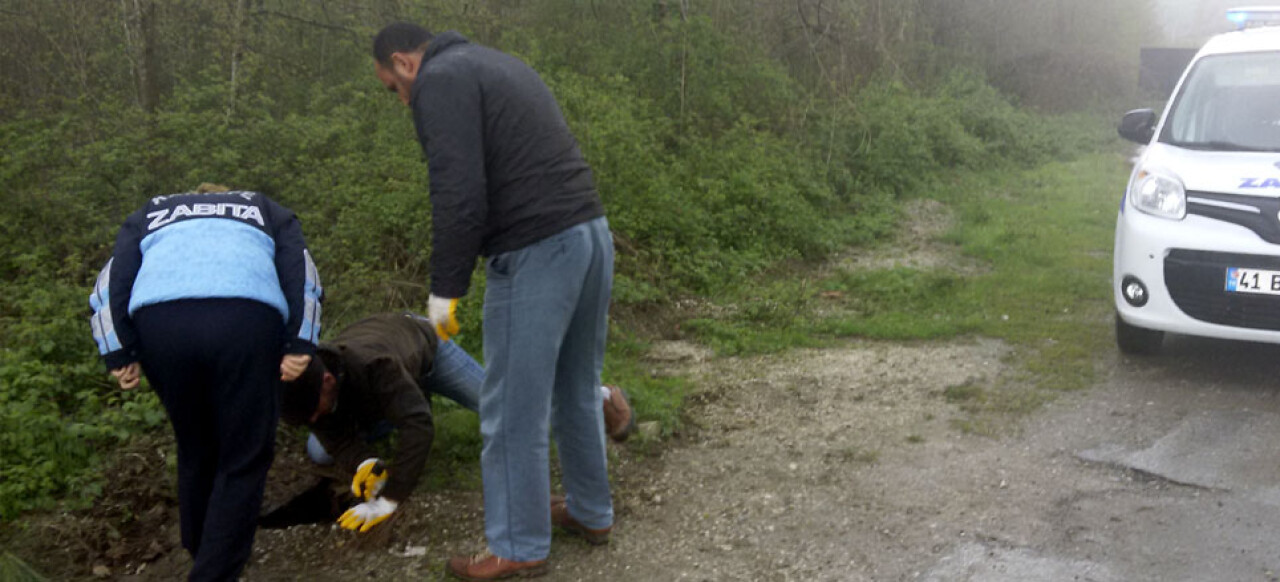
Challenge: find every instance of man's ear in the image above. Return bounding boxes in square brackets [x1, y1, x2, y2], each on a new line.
[309, 372, 339, 424]
[391, 52, 420, 80]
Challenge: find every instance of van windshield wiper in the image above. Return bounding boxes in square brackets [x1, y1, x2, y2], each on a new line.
[1166, 140, 1280, 152]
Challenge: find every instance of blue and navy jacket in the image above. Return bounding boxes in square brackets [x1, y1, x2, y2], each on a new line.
[89, 190, 323, 370]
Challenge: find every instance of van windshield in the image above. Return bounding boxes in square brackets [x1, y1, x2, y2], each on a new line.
[1161, 51, 1280, 152]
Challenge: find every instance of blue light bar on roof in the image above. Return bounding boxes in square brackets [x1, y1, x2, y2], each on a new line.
[1227, 6, 1280, 29]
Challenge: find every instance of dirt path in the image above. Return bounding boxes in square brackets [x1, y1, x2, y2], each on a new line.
[553, 337, 1016, 582]
[543, 336, 1280, 582]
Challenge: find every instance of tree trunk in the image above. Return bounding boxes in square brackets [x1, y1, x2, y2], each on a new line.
[138, 0, 158, 113]
[227, 0, 248, 121]
[121, 0, 159, 113]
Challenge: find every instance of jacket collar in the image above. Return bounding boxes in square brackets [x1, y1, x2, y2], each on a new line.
[422, 31, 469, 64]
[411, 31, 469, 106]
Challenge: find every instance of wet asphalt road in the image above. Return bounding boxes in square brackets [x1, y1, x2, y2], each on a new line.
[920, 334, 1280, 582]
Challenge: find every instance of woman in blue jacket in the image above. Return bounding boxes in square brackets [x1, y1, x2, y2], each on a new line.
[89, 184, 322, 582]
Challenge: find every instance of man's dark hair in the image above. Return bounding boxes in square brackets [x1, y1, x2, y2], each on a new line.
[280, 356, 329, 425]
[373, 22, 434, 66]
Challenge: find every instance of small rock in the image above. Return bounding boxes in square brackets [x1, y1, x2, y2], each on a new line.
[400, 545, 427, 557]
[92, 565, 111, 578]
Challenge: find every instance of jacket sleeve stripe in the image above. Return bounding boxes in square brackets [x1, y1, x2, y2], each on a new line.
[311, 301, 323, 344]
[299, 249, 323, 344]
[89, 311, 106, 354]
[89, 259, 122, 354]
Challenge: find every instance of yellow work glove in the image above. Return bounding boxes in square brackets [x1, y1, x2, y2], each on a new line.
[338, 497, 398, 532]
[351, 458, 388, 501]
[428, 294, 460, 341]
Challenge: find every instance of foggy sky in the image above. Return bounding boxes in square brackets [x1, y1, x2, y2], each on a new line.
[1155, 0, 1248, 45]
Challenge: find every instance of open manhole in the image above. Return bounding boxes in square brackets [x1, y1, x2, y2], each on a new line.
[257, 478, 347, 529]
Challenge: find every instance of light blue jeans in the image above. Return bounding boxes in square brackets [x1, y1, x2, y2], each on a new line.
[306, 338, 484, 464]
[481, 217, 614, 562]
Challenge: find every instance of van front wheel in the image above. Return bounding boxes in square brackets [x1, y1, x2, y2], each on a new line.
[1115, 313, 1163, 355]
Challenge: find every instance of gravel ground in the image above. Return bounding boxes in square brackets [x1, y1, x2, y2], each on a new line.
[212, 334, 1013, 582]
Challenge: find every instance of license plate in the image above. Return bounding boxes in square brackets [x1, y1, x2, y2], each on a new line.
[1225, 267, 1280, 294]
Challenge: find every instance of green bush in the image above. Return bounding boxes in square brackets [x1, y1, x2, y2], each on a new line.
[0, 278, 166, 519]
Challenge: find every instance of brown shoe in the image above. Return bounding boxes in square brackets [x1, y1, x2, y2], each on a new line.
[446, 550, 548, 580]
[550, 495, 612, 545]
[602, 385, 636, 443]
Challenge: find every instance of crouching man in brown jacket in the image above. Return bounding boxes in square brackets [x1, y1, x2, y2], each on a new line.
[278, 312, 634, 532]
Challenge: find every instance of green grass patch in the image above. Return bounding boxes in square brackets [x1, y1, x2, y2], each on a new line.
[421, 404, 484, 491]
[685, 147, 1128, 427]
[602, 331, 691, 438]
[815, 268, 983, 339]
[682, 317, 828, 356]
[943, 381, 985, 404]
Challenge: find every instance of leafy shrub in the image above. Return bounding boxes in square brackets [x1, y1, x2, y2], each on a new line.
[0, 278, 166, 519]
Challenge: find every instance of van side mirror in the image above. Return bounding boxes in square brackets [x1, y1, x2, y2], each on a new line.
[1118, 109, 1158, 144]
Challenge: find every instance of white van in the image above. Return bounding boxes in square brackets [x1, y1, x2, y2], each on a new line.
[1114, 7, 1280, 354]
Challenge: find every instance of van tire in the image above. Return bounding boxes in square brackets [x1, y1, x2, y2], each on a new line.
[1115, 313, 1163, 355]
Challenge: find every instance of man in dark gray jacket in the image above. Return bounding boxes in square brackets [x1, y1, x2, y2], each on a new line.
[372, 22, 616, 579]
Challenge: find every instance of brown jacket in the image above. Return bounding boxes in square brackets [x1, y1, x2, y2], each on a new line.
[309, 313, 438, 501]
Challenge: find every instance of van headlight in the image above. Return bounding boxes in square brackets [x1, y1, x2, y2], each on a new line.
[1129, 168, 1186, 220]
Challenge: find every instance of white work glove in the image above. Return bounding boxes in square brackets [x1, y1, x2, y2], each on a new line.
[428, 294, 460, 341]
[351, 458, 388, 501]
[338, 497, 398, 532]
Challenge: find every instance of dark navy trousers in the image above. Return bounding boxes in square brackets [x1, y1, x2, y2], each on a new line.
[134, 299, 282, 582]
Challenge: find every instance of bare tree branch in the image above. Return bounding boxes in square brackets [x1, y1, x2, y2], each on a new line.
[250, 8, 357, 37]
